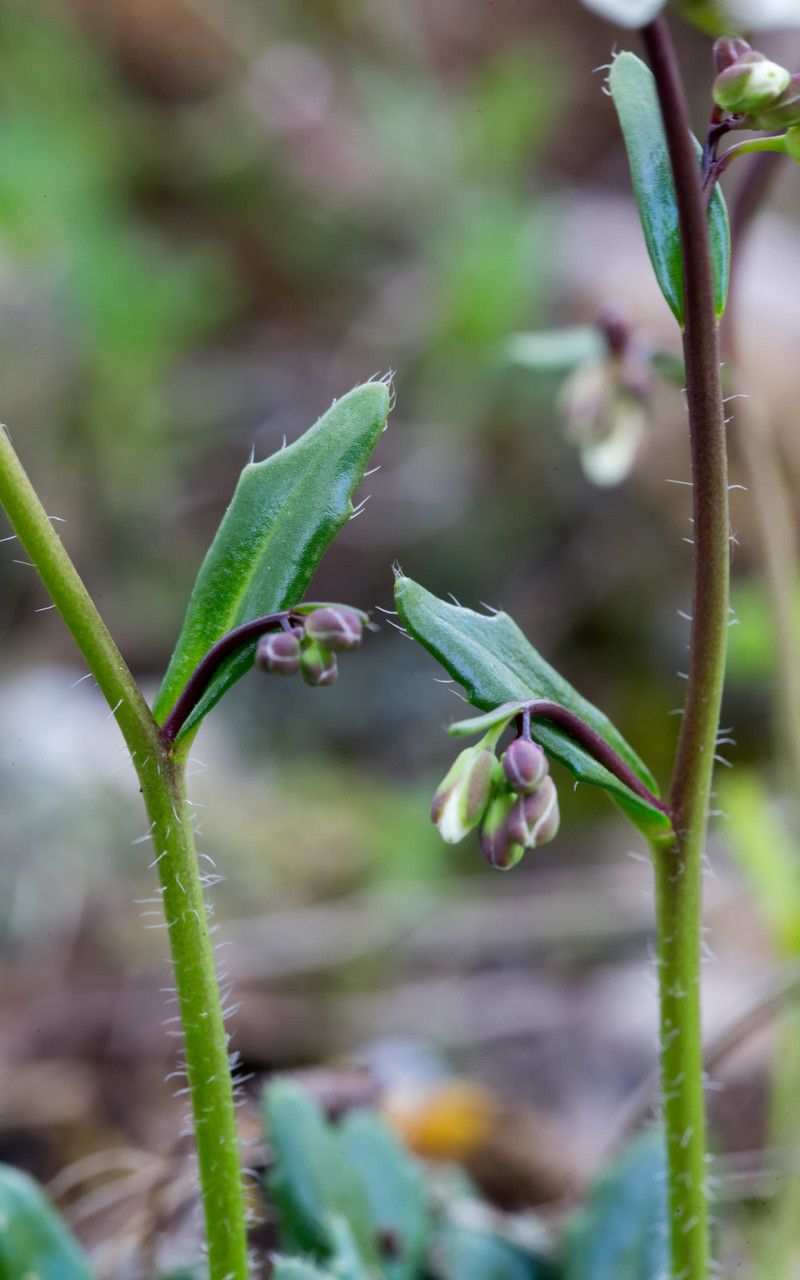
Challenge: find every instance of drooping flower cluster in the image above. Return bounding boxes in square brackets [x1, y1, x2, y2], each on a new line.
[431, 724, 559, 871]
[712, 38, 800, 159]
[255, 605, 365, 687]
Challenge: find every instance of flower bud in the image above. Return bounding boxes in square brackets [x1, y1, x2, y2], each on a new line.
[304, 605, 364, 652]
[507, 777, 560, 850]
[300, 640, 338, 686]
[502, 737, 548, 793]
[713, 52, 790, 114]
[713, 36, 752, 75]
[479, 793, 525, 871]
[751, 74, 800, 130]
[255, 629, 301, 676]
[431, 746, 495, 844]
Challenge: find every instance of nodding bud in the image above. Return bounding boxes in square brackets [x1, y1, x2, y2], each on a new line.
[255, 629, 301, 676]
[713, 36, 752, 75]
[304, 605, 364, 652]
[431, 746, 495, 844]
[752, 74, 800, 130]
[300, 641, 338, 687]
[502, 737, 548, 793]
[479, 793, 525, 871]
[713, 52, 790, 114]
[507, 777, 560, 850]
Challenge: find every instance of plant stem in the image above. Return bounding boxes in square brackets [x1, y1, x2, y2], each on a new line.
[136, 750, 250, 1279]
[642, 17, 731, 1280]
[0, 426, 249, 1280]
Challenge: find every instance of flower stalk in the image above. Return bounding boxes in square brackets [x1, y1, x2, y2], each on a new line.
[642, 17, 732, 1279]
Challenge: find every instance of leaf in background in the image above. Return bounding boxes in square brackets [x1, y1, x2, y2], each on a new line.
[718, 770, 800, 956]
[581, 0, 666, 25]
[263, 1081, 380, 1270]
[678, 0, 800, 32]
[394, 576, 671, 840]
[153, 381, 390, 739]
[561, 1131, 668, 1280]
[272, 1260, 336, 1280]
[339, 1110, 428, 1280]
[0, 1164, 94, 1280]
[326, 1218, 374, 1280]
[429, 1212, 557, 1280]
[506, 326, 606, 373]
[609, 52, 730, 325]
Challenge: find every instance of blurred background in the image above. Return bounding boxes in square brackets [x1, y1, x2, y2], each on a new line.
[2, 0, 800, 1273]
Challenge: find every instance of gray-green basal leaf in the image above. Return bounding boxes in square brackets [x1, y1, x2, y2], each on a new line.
[561, 1130, 668, 1280]
[0, 1164, 94, 1280]
[153, 381, 390, 740]
[609, 51, 730, 325]
[394, 576, 670, 839]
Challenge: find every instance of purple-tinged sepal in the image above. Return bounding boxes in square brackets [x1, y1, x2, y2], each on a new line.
[255, 630, 302, 676]
[479, 793, 525, 871]
[431, 741, 497, 844]
[502, 737, 549, 793]
[304, 605, 365, 652]
[507, 777, 560, 850]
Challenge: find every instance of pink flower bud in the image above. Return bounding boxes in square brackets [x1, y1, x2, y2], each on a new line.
[507, 777, 560, 850]
[479, 794, 525, 871]
[255, 630, 301, 676]
[304, 606, 364, 652]
[501, 738, 548, 793]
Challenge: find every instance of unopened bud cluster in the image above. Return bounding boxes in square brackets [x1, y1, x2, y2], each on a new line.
[255, 605, 365, 687]
[431, 726, 559, 871]
[712, 38, 800, 158]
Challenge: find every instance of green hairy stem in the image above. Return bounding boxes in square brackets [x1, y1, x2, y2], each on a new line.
[0, 426, 249, 1280]
[643, 18, 731, 1280]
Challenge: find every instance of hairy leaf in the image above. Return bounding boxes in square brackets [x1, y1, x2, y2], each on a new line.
[153, 381, 390, 739]
[0, 1164, 94, 1279]
[394, 576, 671, 839]
[609, 51, 730, 325]
[561, 1131, 668, 1280]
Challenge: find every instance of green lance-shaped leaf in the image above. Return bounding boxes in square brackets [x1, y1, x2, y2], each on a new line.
[394, 576, 671, 840]
[561, 1130, 668, 1280]
[0, 1164, 94, 1280]
[153, 381, 390, 739]
[339, 1110, 428, 1280]
[262, 1081, 381, 1271]
[609, 51, 730, 326]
